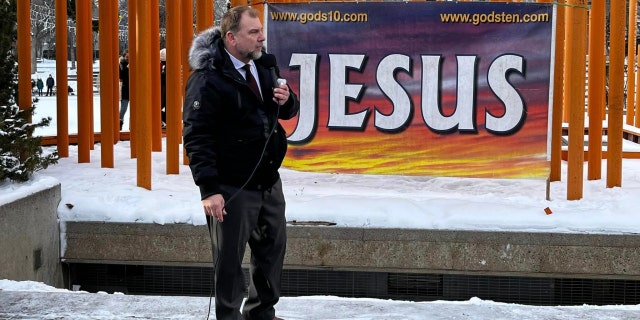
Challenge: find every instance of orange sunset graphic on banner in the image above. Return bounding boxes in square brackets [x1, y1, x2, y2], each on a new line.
[268, 2, 554, 179]
[279, 84, 550, 179]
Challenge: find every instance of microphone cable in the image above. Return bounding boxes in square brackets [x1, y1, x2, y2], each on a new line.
[205, 76, 284, 320]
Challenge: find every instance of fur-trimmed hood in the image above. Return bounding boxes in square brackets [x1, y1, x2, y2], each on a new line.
[188, 27, 222, 71]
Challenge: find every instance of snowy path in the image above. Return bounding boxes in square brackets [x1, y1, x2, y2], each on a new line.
[1, 290, 639, 320]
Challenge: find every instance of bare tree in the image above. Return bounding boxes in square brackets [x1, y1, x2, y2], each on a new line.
[214, 0, 229, 26]
[30, 0, 233, 73]
[116, 0, 229, 53]
[117, 0, 128, 53]
[30, 0, 56, 72]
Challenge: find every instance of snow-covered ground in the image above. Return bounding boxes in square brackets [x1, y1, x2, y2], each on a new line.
[1, 279, 639, 320]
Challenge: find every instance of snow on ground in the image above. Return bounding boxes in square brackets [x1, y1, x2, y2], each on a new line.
[1, 279, 640, 320]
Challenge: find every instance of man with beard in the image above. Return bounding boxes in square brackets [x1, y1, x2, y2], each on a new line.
[182, 6, 299, 320]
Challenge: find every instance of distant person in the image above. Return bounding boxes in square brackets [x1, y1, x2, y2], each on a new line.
[46, 74, 55, 96]
[36, 78, 44, 96]
[31, 79, 36, 95]
[160, 48, 167, 128]
[119, 50, 130, 130]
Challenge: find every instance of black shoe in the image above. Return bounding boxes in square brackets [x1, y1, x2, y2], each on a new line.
[119, 120, 124, 130]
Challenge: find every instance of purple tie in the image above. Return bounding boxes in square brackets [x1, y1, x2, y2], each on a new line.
[243, 64, 262, 101]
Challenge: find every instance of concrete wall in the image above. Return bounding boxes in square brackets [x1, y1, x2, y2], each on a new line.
[3, 182, 637, 288]
[0, 183, 64, 288]
[63, 222, 640, 280]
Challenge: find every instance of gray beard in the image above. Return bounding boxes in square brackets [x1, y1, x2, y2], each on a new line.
[249, 50, 262, 60]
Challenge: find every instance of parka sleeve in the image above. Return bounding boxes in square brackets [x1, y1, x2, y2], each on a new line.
[182, 71, 221, 200]
[278, 84, 300, 121]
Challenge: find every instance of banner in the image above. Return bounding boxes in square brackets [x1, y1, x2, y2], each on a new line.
[266, 2, 555, 179]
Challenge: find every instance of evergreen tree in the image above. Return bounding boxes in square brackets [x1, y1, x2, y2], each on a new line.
[0, 0, 16, 106]
[0, 105, 58, 182]
[0, 0, 58, 182]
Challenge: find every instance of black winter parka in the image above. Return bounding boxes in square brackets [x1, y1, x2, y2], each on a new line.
[182, 27, 300, 200]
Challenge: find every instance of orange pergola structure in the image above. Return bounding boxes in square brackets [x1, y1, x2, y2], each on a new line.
[14, 0, 633, 199]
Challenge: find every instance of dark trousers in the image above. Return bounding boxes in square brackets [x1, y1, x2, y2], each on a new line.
[210, 179, 287, 320]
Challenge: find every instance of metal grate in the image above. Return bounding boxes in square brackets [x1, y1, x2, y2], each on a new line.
[67, 263, 640, 306]
[68, 264, 216, 296]
[555, 278, 640, 306]
[387, 273, 443, 300]
[281, 269, 388, 298]
[441, 274, 556, 305]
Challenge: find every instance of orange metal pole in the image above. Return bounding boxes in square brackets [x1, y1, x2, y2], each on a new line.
[182, 0, 193, 93]
[196, 0, 213, 32]
[587, 0, 606, 181]
[55, 0, 69, 158]
[562, 12, 571, 125]
[76, 0, 92, 163]
[99, 0, 115, 168]
[636, 45, 640, 128]
[607, 0, 625, 188]
[151, 0, 162, 152]
[16, 0, 30, 121]
[547, 0, 565, 183]
[112, 0, 120, 143]
[129, 0, 137, 158]
[166, 0, 182, 174]
[627, 0, 638, 126]
[89, 7, 96, 148]
[253, 1, 265, 25]
[136, 0, 152, 190]
[182, 0, 194, 166]
[230, 0, 247, 8]
[565, 0, 588, 200]
[180, 0, 194, 91]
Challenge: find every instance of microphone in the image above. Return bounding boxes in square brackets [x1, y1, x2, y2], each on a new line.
[260, 53, 286, 89]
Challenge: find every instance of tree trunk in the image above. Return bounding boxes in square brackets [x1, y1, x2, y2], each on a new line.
[31, 34, 37, 74]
